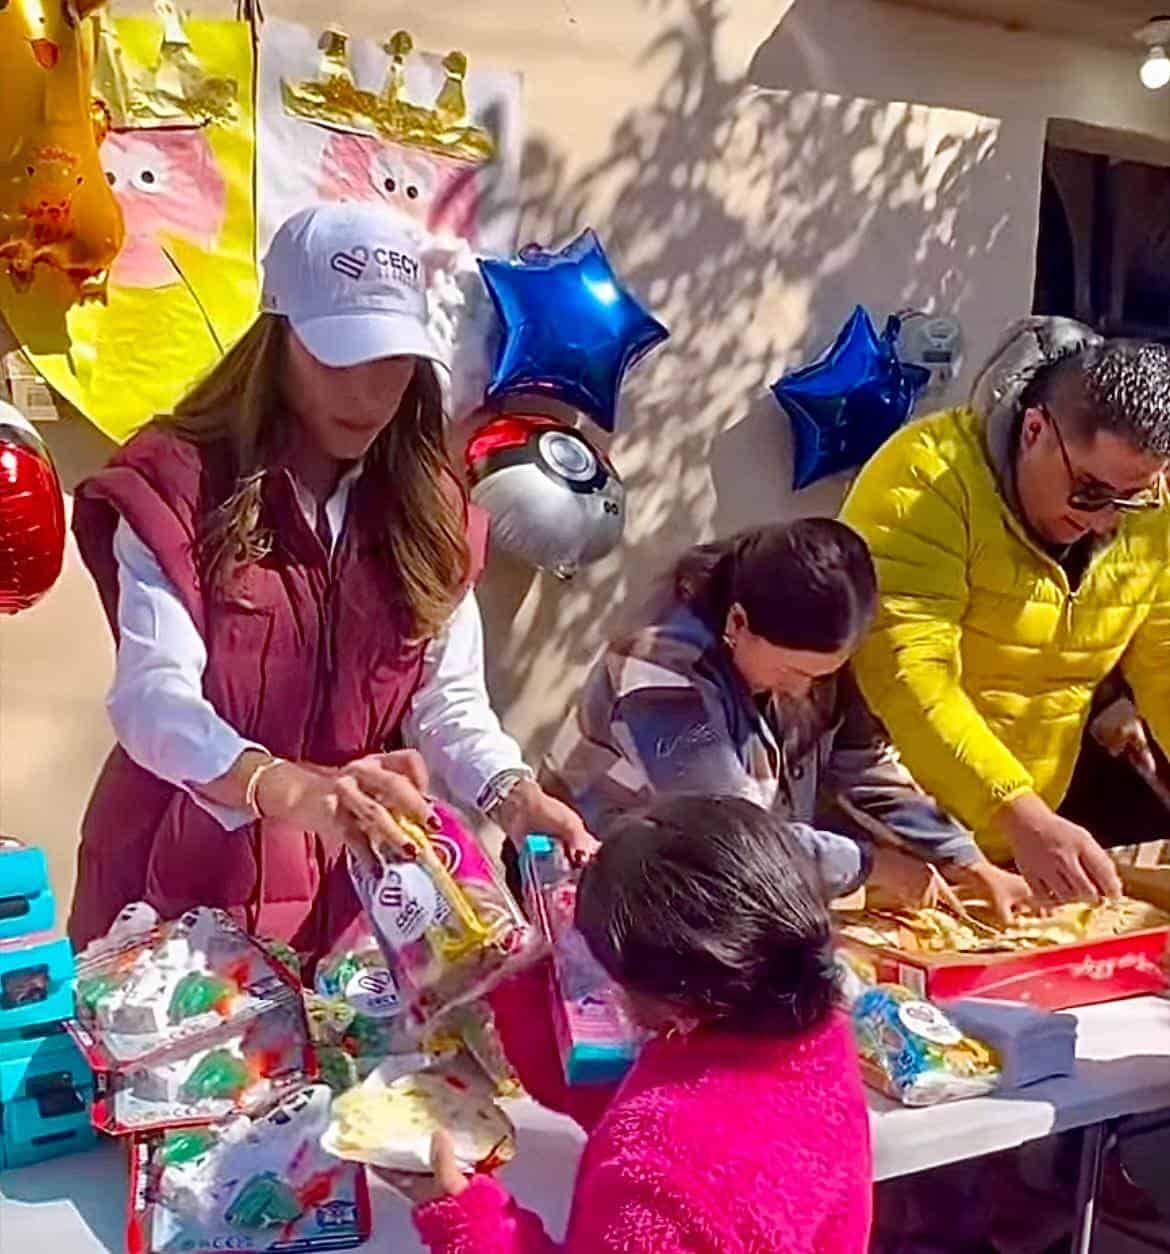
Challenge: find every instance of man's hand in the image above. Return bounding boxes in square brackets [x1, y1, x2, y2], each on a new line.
[993, 792, 1121, 904]
[1091, 699, 1156, 776]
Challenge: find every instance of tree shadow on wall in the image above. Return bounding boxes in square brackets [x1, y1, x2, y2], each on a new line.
[477, 0, 1009, 759]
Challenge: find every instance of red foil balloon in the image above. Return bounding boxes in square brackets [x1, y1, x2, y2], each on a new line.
[0, 400, 65, 613]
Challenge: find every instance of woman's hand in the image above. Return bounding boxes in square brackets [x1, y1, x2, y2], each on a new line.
[373, 1129, 470, 1206]
[493, 779, 600, 867]
[865, 845, 966, 914]
[257, 749, 438, 872]
[948, 857, 1034, 923]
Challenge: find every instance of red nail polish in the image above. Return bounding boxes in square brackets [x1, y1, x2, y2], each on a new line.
[427, 813, 442, 832]
[402, 843, 417, 860]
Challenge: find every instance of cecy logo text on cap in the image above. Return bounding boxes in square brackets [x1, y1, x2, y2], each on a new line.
[329, 243, 421, 287]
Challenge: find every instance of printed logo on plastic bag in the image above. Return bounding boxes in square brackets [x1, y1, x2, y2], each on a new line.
[372, 861, 451, 945]
[897, 999, 962, 1047]
[344, 966, 402, 1019]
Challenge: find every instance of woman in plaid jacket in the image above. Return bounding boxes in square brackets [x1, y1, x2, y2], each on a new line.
[540, 520, 1030, 916]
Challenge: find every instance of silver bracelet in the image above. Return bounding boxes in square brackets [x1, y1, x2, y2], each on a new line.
[478, 766, 536, 817]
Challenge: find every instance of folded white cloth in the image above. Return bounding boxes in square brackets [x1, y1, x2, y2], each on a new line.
[946, 998, 1077, 1090]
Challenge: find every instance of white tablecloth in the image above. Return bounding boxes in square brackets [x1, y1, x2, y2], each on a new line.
[4, 997, 1170, 1252]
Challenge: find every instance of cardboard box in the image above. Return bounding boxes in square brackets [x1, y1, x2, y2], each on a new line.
[837, 866, 1170, 1011]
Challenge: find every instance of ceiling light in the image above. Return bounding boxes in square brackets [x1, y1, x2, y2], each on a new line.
[1136, 18, 1170, 89]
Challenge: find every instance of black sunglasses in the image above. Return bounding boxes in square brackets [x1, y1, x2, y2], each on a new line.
[1040, 405, 1163, 514]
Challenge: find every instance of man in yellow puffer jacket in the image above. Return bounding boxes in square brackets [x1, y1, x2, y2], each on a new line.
[841, 318, 1170, 904]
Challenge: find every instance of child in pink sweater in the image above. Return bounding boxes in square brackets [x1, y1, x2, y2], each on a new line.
[401, 794, 872, 1253]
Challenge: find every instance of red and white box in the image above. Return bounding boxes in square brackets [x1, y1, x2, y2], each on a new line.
[839, 867, 1170, 1011]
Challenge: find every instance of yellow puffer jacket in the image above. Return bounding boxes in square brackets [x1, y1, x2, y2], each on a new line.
[841, 406, 1170, 860]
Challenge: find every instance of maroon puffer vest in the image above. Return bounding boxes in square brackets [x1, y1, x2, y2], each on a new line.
[69, 428, 487, 961]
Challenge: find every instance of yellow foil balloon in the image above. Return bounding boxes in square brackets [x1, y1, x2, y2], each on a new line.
[0, 0, 125, 300]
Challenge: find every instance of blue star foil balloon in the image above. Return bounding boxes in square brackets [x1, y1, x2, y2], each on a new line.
[479, 229, 669, 432]
[772, 307, 931, 490]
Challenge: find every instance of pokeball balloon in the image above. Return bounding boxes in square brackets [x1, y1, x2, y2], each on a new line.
[465, 414, 625, 580]
[0, 400, 66, 613]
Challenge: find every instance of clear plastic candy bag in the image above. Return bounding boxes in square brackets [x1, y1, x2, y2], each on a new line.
[851, 983, 1001, 1107]
[348, 802, 544, 1032]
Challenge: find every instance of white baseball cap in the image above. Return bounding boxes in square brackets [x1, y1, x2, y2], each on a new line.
[260, 202, 446, 370]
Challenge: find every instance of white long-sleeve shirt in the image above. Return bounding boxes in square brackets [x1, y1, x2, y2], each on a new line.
[107, 469, 526, 830]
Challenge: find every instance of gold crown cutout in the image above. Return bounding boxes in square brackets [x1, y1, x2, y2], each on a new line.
[93, 0, 239, 132]
[281, 28, 495, 164]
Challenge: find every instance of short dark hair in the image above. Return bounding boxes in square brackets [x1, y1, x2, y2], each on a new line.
[669, 520, 876, 652]
[575, 794, 837, 1037]
[1024, 339, 1170, 456]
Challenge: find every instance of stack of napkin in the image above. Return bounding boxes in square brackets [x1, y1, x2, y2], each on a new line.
[945, 998, 1078, 1090]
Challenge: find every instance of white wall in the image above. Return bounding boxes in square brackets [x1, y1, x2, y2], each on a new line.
[5, 0, 1170, 911]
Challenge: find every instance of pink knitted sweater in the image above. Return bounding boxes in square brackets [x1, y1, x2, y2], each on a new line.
[413, 965, 872, 1253]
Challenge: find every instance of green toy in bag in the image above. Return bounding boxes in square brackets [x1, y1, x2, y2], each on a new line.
[180, 1048, 252, 1103]
[226, 1172, 303, 1229]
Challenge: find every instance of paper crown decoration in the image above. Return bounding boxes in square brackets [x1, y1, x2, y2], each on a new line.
[281, 28, 496, 164]
[93, 0, 239, 132]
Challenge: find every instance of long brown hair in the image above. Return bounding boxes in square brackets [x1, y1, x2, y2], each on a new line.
[158, 313, 470, 639]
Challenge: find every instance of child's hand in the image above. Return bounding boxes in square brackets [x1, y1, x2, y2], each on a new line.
[372, 1129, 470, 1206]
[429, 1129, 471, 1198]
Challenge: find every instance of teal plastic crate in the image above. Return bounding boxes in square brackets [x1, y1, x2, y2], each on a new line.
[0, 933, 75, 1034]
[0, 1022, 96, 1170]
[0, 1021, 91, 1102]
[0, 840, 55, 941]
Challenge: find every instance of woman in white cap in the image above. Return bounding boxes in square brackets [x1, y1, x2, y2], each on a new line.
[68, 201, 594, 962]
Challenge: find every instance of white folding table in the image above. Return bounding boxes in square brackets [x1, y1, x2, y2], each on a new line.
[3, 997, 1170, 1252]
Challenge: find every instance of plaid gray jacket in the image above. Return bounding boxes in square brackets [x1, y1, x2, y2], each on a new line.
[541, 604, 980, 898]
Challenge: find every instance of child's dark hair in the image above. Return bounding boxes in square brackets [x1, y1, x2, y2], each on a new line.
[575, 794, 836, 1037]
[670, 520, 876, 652]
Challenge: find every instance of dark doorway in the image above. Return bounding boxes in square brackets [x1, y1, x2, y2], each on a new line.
[1034, 128, 1170, 342]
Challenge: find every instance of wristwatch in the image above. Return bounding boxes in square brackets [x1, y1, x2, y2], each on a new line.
[478, 766, 536, 819]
